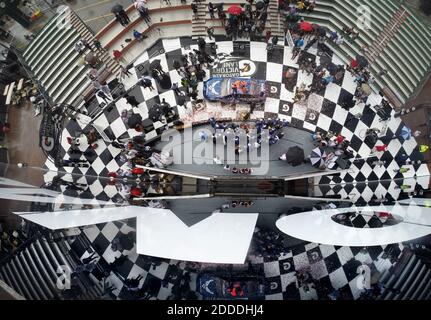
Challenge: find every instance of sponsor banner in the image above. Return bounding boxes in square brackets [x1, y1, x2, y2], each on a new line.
[210, 57, 261, 78]
[39, 105, 63, 159]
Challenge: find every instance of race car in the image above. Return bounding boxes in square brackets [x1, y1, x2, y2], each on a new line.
[203, 77, 268, 103]
[197, 273, 265, 300]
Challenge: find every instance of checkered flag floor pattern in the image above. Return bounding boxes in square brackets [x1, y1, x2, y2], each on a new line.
[76, 218, 403, 300]
[44, 36, 428, 204]
[39, 36, 428, 300]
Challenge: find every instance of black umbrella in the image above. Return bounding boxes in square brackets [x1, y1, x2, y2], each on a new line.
[127, 113, 143, 129]
[285, 146, 305, 167]
[111, 4, 123, 14]
[356, 55, 369, 68]
[160, 103, 171, 114]
[148, 104, 164, 122]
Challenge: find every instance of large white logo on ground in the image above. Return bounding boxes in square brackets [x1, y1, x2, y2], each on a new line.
[211, 59, 257, 78]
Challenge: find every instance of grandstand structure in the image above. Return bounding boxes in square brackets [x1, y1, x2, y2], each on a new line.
[21, 7, 119, 108]
[300, 0, 431, 105]
[19, 1, 431, 108]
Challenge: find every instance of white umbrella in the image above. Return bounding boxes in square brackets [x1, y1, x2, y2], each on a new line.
[310, 147, 327, 168]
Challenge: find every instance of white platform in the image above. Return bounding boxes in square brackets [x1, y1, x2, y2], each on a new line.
[136, 210, 258, 264]
[276, 204, 431, 247]
[16, 206, 258, 264]
[17, 206, 138, 230]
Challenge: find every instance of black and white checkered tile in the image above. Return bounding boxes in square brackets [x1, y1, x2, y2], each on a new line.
[39, 36, 427, 300]
[76, 218, 403, 300]
[254, 241, 403, 300]
[43, 36, 428, 205]
[78, 219, 200, 300]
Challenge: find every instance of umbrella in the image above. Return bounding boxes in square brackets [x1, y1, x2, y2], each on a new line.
[400, 126, 412, 140]
[285, 146, 305, 167]
[127, 113, 143, 129]
[255, 1, 265, 10]
[356, 55, 369, 68]
[361, 83, 372, 95]
[350, 59, 359, 69]
[160, 103, 170, 113]
[309, 147, 327, 168]
[111, 4, 123, 14]
[299, 21, 313, 32]
[150, 59, 162, 70]
[148, 104, 164, 122]
[85, 52, 97, 64]
[227, 5, 243, 15]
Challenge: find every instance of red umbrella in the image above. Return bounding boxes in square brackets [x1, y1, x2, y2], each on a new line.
[227, 5, 243, 15]
[299, 21, 313, 32]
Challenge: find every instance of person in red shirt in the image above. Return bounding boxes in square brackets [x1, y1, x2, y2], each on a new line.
[378, 212, 391, 218]
[130, 187, 143, 197]
[131, 167, 144, 175]
[336, 135, 345, 145]
[350, 59, 359, 72]
[113, 49, 125, 63]
[108, 172, 118, 178]
[374, 144, 387, 152]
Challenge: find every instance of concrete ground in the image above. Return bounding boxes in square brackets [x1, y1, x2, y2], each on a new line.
[0, 100, 46, 229]
[405, 72, 431, 109]
[6, 0, 133, 50]
[155, 125, 321, 179]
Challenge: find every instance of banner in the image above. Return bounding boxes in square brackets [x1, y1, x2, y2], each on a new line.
[210, 56, 262, 78]
[39, 105, 64, 160]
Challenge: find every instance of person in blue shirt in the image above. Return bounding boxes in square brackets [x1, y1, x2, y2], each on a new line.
[329, 31, 338, 42]
[294, 37, 304, 47]
[292, 37, 304, 59]
[323, 75, 334, 85]
[133, 29, 144, 42]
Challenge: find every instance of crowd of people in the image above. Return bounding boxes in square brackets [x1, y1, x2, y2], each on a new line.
[218, 1, 269, 39]
[72, 0, 423, 191]
[251, 227, 286, 260]
[172, 37, 214, 102]
[279, 0, 316, 14]
[207, 117, 289, 153]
